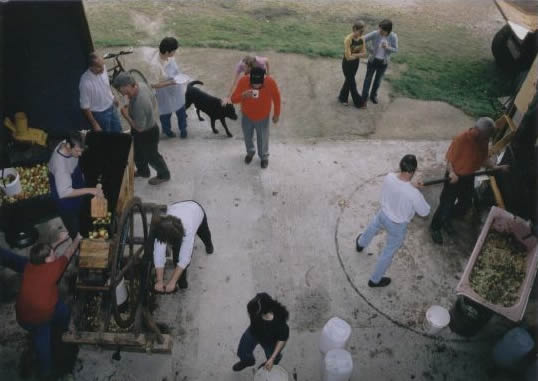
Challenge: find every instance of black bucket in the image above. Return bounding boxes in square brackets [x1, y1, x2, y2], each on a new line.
[449, 296, 494, 337]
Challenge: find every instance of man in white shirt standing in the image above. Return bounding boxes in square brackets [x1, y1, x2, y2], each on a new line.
[79, 53, 122, 133]
[152, 201, 214, 293]
[355, 154, 430, 287]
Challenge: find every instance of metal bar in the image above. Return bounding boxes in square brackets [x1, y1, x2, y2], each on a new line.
[423, 166, 509, 186]
[113, 246, 144, 284]
[76, 284, 110, 292]
[143, 309, 164, 344]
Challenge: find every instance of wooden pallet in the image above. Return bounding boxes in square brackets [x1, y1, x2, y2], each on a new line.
[79, 239, 110, 269]
[62, 331, 173, 353]
[116, 144, 134, 216]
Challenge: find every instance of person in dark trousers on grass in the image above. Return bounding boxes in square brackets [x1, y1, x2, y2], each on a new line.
[233, 293, 289, 372]
[358, 19, 398, 108]
[338, 20, 367, 107]
[430, 117, 501, 245]
[152, 201, 214, 294]
[356, 155, 430, 287]
[114, 72, 171, 186]
[15, 234, 81, 379]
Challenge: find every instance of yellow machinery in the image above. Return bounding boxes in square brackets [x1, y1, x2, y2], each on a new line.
[4, 112, 48, 146]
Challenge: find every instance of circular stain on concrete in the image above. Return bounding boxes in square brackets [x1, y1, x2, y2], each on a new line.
[335, 171, 504, 342]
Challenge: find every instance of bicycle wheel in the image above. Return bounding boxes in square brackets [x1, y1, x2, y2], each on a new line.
[129, 69, 147, 85]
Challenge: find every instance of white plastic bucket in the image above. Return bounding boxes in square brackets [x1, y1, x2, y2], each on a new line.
[424, 305, 450, 335]
[320, 317, 352, 354]
[0, 168, 22, 196]
[115, 278, 128, 306]
[322, 348, 353, 381]
[254, 365, 289, 381]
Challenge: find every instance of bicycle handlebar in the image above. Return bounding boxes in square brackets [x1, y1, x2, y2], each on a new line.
[103, 49, 134, 60]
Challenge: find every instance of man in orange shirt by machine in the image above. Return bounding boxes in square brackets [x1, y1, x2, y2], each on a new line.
[231, 67, 281, 169]
[430, 117, 500, 244]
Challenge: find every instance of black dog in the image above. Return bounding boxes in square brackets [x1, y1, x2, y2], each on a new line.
[185, 81, 238, 137]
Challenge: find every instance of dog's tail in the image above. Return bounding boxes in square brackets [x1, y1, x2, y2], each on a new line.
[188, 80, 204, 89]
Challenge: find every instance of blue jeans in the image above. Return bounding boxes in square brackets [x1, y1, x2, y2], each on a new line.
[160, 106, 187, 135]
[361, 58, 388, 100]
[0, 247, 28, 273]
[237, 328, 282, 364]
[92, 104, 122, 133]
[358, 210, 408, 283]
[18, 301, 70, 377]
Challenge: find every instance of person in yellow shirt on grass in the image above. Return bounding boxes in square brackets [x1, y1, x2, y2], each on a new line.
[338, 20, 368, 107]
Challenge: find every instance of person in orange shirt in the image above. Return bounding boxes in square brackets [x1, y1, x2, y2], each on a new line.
[231, 67, 281, 169]
[430, 117, 498, 244]
[16, 234, 81, 378]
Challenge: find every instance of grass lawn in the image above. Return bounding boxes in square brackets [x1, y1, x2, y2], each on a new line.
[85, 1, 512, 117]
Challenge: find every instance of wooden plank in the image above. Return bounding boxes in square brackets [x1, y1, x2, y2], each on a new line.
[514, 55, 538, 115]
[490, 114, 517, 156]
[496, 1, 538, 31]
[79, 239, 110, 269]
[62, 331, 173, 353]
[116, 143, 134, 216]
[489, 176, 506, 209]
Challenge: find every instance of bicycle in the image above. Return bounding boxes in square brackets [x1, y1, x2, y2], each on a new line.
[104, 47, 147, 86]
[103, 48, 148, 131]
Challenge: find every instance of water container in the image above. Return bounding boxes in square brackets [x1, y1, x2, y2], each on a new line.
[493, 327, 535, 370]
[115, 278, 128, 306]
[524, 358, 537, 381]
[449, 296, 492, 337]
[254, 365, 289, 381]
[322, 349, 353, 381]
[320, 317, 352, 354]
[423, 305, 450, 335]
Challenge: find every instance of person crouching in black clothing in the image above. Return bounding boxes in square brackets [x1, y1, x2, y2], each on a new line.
[233, 293, 289, 372]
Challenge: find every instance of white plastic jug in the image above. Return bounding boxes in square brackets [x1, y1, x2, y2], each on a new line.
[115, 278, 128, 306]
[423, 305, 450, 335]
[254, 365, 289, 381]
[322, 348, 353, 381]
[320, 317, 352, 354]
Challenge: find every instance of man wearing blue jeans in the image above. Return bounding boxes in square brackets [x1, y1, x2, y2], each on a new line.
[358, 19, 398, 108]
[356, 155, 430, 287]
[80, 53, 122, 133]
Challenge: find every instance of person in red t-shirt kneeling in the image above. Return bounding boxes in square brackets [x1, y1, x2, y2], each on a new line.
[16, 234, 81, 378]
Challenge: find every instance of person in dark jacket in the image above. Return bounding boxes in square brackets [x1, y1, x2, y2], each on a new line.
[233, 293, 289, 372]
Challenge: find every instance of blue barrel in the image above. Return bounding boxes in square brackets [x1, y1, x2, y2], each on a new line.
[493, 327, 535, 370]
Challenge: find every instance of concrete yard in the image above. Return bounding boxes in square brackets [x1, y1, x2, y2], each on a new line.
[0, 110, 528, 380]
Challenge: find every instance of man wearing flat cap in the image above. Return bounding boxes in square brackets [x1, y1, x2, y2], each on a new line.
[231, 67, 281, 169]
[114, 72, 171, 185]
[430, 117, 499, 244]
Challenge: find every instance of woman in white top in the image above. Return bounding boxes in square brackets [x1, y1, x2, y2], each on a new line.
[149, 37, 188, 138]
[152, 201, 214, 293]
